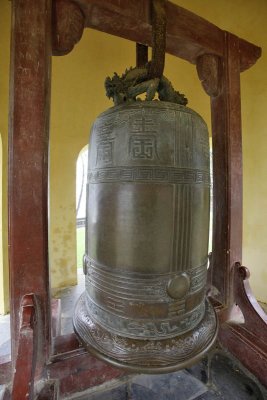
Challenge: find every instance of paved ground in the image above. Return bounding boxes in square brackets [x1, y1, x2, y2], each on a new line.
[0, 313, 10, 357]
[70, 352, 267, 400]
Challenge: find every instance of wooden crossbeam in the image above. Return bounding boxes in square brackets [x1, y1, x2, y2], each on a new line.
[72, 0, 261, 71]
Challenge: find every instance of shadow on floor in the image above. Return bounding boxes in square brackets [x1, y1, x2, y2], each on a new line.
[72, 352, 266, 400]
[52, 268, 85, 335]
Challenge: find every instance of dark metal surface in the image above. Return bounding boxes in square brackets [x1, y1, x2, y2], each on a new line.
[74, 101, 218, 371]
[136, 43, 148, 68]
[148, 0, 166, 79]
[74, 295, 217, 373]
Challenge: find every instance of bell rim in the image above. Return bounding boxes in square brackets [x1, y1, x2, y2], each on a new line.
[73, 292, 218, 374]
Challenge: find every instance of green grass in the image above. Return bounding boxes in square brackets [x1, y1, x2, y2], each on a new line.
[76, 227, 85, 269]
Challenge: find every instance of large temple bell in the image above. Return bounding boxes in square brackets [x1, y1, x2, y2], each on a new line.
[73, 0, 218, 373]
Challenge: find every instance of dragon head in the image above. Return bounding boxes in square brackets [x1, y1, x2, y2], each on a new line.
[105, 73, 128, 106]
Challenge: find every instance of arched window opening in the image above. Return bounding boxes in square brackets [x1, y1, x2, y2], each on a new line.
[76, 145, 88, 270]
[209, 139, 213, 255]
[0, 133, 11, 356]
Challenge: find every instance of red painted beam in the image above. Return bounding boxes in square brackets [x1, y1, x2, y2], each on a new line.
[51, 333, 81, 358]
[48, 351, 127, 397]
[219, 323, 267, 388]
[72, 0, 261, 71]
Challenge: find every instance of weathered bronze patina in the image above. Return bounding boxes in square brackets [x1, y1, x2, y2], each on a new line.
[73, 67, 218, 372]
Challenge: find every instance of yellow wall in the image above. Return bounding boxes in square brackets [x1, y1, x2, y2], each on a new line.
[49, 21, 211, 290]
[0, 1, 10, 314]
[174, 0, 267, 302]
[0, 1, 267, 311]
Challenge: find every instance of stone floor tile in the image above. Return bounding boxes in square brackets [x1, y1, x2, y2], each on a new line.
[195, 391, 223, 399]
[0, 315, 10, 347]
[186, 357, 209, 384]
[52, 269, 85, 335]
[129, 383, 158, 400]
[76, 384, 128, 400]
[208, 353, 266, 400]
[0, 340, 11, 357]
[130, 370, 208, 400]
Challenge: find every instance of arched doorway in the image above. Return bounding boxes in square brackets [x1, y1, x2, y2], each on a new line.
[76, 145, 88, 270]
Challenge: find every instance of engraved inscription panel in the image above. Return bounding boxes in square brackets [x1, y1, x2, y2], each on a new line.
[93, 118, 115, 167]
[129, 113, 159, 134]
[96, 141, 113, 165]
[85, 295, 205, 339]
[73, 294, 218, 372]
[129, 135, 158, 160]
[128, 111, 160, 161]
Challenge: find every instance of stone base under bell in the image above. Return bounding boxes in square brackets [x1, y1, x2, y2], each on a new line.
[73, 293, 218, 374]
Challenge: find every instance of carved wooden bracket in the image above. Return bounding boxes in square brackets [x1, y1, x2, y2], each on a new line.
[218, 263, 267, 387]
[233, 262, 267, 339]
[52, 0, 85, 56]
[11, 294, 39, 400]
[196, 54, 221, 97]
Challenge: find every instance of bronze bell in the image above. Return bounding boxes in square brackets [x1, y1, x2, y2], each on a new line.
[73, 69, 218, 373]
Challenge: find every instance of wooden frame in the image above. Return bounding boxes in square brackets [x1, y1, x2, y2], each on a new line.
[1, 0, 266, 398]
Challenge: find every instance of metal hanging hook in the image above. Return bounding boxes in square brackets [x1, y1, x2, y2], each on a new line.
[136, 43, 148, 68]
[149, 0, 167, 78]
[106, 0, 187, 106]
[136, 0, 166, 77]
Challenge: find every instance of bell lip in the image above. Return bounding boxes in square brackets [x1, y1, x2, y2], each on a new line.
[73, 293, 218, 374]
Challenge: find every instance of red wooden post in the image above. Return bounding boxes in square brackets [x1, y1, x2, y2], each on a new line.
[8, 0, 52, 368]
[218, 263, 267, 387]
[210, 32, 243, 307]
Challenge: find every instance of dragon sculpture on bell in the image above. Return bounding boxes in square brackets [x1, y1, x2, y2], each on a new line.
[105, 62, 188, 106]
